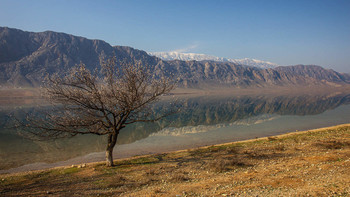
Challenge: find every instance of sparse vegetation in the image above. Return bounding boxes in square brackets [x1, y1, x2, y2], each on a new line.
[1, 124, 350, 196]
[21, 56, 175, 167]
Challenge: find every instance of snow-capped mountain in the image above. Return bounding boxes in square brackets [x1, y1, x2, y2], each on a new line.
[148, 51, 279, 69]
[3, 27, 349, 88]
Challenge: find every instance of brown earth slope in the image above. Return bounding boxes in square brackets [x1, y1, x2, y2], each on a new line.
[1, 124, 350, 196]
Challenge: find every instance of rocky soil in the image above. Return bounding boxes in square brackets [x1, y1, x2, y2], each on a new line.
[1, 124, 349, 196]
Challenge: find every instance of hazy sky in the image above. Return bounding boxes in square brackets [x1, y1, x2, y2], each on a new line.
[1, 0, 350, 72]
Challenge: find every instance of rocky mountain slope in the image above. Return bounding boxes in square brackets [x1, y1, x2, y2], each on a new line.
[148, 51, 279, 69]
[0, 27, 156, 87]
[1, 27, 349, 88]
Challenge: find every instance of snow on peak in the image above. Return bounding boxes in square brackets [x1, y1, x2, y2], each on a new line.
[148, 51, 279, 69]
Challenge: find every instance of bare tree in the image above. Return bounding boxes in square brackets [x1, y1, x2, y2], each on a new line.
[24, 57, 175, 166]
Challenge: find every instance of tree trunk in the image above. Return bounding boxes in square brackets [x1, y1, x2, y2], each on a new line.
[106, 133, 118, 166]
[106, 147, 114, 167]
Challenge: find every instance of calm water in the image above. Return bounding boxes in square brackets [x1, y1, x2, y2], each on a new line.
[1, 92, 350, 173]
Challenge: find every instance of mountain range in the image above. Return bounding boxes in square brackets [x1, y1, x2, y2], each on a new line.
[148, 51, 279, 69]
[1, 27, 350, 88]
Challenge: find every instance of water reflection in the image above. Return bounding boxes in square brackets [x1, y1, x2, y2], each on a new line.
[1, 92, 350, 170]
[163, 93, 350, 127]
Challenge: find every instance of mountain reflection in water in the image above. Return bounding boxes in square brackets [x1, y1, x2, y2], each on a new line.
[1, 92, 350, 171]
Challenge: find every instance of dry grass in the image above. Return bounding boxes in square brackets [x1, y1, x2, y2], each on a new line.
[1, 124, 350, 196]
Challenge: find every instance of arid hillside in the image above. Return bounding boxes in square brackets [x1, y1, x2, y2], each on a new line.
[1, 27, 350, 88]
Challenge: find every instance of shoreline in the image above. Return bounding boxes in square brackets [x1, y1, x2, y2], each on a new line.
[2, 84, 350, 98]
[2, 123, 349, 176]
[1, 123, 349, 196]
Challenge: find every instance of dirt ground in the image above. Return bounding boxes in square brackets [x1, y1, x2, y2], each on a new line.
[1, 124, 350, 196]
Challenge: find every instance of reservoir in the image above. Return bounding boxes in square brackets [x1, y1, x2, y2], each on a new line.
[1, 91, 350, 173]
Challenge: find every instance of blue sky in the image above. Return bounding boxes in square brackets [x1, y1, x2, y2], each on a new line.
[1, 0, 350, 72]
